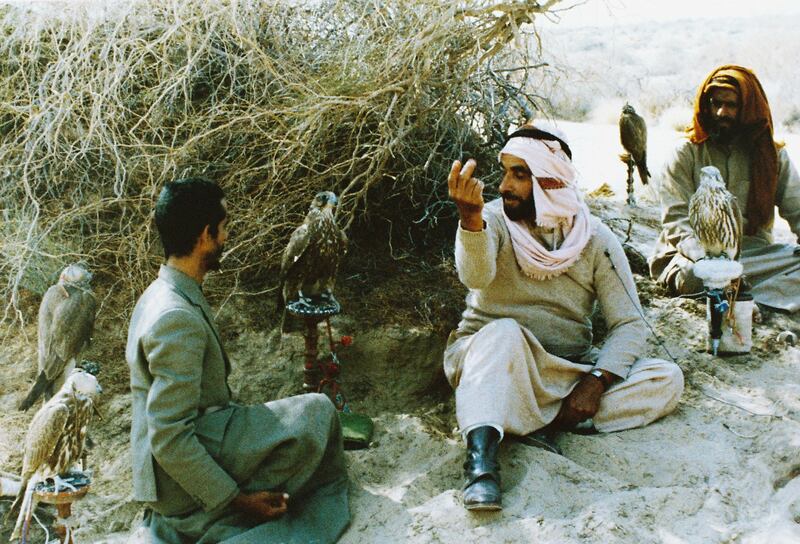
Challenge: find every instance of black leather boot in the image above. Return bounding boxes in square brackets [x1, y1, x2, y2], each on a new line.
[462, 426, 502, 511]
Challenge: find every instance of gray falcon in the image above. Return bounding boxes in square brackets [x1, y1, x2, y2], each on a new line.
[19, 263, 97, 411]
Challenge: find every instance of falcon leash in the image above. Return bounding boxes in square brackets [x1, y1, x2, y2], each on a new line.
[603, 249, 679, 365]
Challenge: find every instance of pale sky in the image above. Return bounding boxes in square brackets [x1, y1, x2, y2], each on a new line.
[8, 0, 800, 26]
[542, 0, 800, 28]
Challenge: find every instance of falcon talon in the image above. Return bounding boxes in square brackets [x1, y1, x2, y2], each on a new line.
[51, 474, 78, 493]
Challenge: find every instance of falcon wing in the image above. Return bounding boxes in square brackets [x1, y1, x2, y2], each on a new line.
[632, 112, 647, 148]
[22, 401, 70, 477]
[688, 191, 700, 235]
[338, 226, 348, 255]
[280, 223, 311, 279]
[278, 222, 312, 311]
[44, 288, 96, 380]
[619, 115, 634, 154]
[619, 114, 647, 159]
[38, 284, 66, 375]
[728, 193, 743, 260]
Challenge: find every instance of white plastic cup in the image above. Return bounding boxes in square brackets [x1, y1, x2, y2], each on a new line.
[707, 292, 753, 355]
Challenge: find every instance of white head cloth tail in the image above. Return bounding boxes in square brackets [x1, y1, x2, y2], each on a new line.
[499, 130, 592, 280]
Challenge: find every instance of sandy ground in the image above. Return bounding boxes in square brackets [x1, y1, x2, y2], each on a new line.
[1, 123, 799, 543]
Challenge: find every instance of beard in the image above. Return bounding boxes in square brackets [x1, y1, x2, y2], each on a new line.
[502, 193, 536, 222]
[709, 117, 738, 144]
[203, 244, 224, 271]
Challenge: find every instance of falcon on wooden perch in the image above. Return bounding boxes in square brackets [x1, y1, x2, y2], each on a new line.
[278, 191, 347, 326]
[19, 263, 97, 411]
[688, 165, 742, 260]
[619, 103, 651, 184]
[6, 369, 102, 541]
[619, 103, 651, 204]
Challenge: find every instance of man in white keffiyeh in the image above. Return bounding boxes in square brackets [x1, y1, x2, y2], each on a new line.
[498, 125, 592, 279]
[444, 123, 684, 512]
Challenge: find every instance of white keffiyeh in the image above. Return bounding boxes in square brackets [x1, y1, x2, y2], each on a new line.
[499, 128, 592, 280]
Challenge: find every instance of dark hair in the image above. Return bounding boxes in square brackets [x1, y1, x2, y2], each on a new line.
[155, 177, 226, 258]
[504, 127, 573, 160]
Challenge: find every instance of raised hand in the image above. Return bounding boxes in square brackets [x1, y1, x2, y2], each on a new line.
[448, 159, 484, 232]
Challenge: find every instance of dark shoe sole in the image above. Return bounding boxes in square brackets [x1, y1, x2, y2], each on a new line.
[514, 432, 563, 455]
[464, 501, 502, 511]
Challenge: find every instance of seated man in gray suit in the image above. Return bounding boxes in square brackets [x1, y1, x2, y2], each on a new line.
[126, 177, 349, 543]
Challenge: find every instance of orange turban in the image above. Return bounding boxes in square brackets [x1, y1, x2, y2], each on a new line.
[688, 65, 779, 235]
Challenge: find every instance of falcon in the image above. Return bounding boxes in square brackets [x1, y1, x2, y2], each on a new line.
[19, 263, 97, 411]
[6, 369, 102, 540]
[279, 191, 347, 314]
[619, 103, 651, 185]
[689, 166, 742, 260]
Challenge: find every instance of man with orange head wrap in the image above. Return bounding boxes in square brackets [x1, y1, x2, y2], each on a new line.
[650, 65, 800, 312]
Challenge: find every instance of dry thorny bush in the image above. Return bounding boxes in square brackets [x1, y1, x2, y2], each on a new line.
[0, 0, 569, 328]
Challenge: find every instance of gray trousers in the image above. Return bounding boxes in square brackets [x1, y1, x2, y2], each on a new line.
[145, 394, 349, 544]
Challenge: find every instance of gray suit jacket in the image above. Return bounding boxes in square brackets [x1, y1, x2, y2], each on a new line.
[126, 265, 238, 515]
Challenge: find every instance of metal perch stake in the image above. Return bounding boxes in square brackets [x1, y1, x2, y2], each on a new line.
[286, 296, 342, 391]
[619, 152, 636, 206]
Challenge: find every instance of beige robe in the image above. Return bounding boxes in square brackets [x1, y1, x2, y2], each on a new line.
[649, 138, 800, 312]
[444, 199, 684, 435]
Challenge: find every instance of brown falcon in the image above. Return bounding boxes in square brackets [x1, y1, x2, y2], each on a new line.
[689, 166, 742, 260]
[19, 263, 97, 411]
[278, 192, 347, 321]
[6, 369, 102, 540]
[619, 103, 651, 185]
